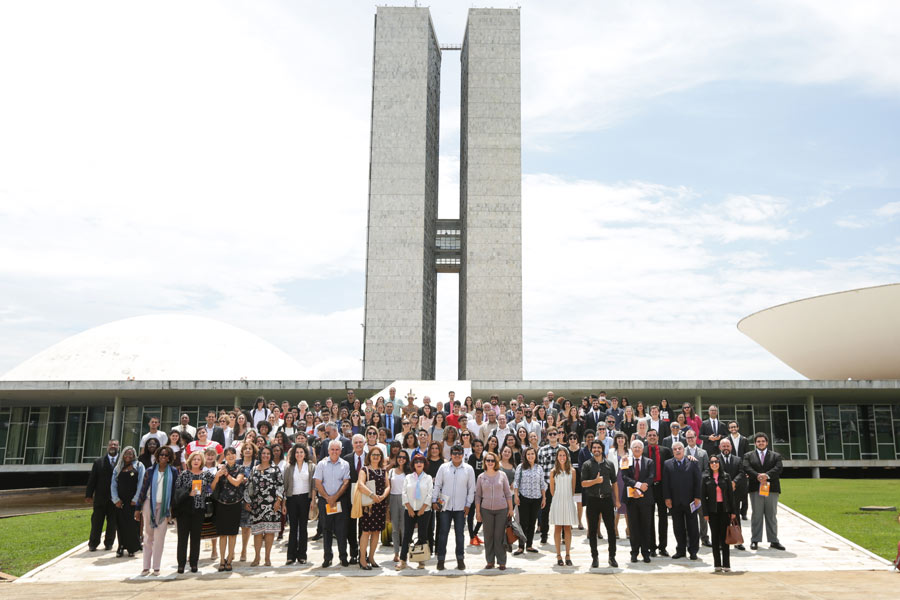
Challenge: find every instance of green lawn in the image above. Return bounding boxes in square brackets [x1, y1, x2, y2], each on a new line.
[0, 509, 92, 577]
[781, 479, 900, 561]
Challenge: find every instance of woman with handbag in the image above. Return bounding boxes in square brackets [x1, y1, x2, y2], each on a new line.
[701, 455, 736, 572]
[244, 445, 284, 566]
[174, 451, 215, 573]
[397, 454, 433, 570]
[388, 451, 410, 563]
[135, 445, 177, 576]
[282, 443, 316, 565]
[357, 446, 390, 570]
[212, 447, 246, 571]
[475, 452, 514, 570]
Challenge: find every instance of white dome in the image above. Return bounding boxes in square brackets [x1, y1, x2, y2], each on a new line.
[0, 314, 307, 381]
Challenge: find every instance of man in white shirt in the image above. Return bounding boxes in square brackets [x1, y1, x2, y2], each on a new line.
[432, 445, 475, 571]
[387, 387, 402, 417]
[468, 407, 485, 439]
[171, 414, 196, 443]
[647, 405, 670, 439]
[139, 417, 168, 452]
[491, 413, 514, 442]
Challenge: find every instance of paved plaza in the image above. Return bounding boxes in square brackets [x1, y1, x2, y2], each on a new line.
[10, 504, 892, 594]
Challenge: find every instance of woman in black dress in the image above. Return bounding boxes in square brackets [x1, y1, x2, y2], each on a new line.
[212, 447, 245, 571]
[357, 446, 390, 570]
[111, 446, 143, 557]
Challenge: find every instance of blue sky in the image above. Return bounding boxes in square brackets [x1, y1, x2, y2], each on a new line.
[0, 0, 898, 381]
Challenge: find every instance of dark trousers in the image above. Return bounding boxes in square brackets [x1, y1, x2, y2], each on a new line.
[671, 503, 700, 555]
[319, 498, 348, 561]
[539, 489, 553, 541]
[518, 496, 541, 549]
[400, 510, 432, 561]
[176, 506, 204, 569]
[708, 509, 731, 568]
[89, 500, 117, 549]
[427, 506, 437, 550]
[626, 499, 653, 559]
[585, 496, 616, 558]
[651, 481, 668, 551]
[467, 506, 482, 539]
[436, 509, 466, 561]
[736, 488, 748, 518]
[286, 493, 311, 561]
[115, 504, 141, 553]
[342, 496, 359, 559]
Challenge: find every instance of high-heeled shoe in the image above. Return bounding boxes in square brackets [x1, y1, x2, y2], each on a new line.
[370, 560, 380, 568]
[557, 556, 564, 566]
[224, 560, 232, 572]
[217, 561, 226, 572]
[565, 556, 573, 566]
[359, 562, 372, 571]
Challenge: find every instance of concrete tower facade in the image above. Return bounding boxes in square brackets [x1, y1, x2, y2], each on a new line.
[458, 9, 523, 380]
[363, 7, 522, 381]
[363, 7, 441, 380]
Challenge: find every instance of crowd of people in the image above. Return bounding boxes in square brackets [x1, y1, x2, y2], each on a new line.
[84, 389, 785, 575]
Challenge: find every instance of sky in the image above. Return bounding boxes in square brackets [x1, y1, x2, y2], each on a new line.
[1, 0, 898, 381]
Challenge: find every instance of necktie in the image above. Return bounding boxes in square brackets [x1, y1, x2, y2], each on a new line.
[634, 458, 640, 482]
[357, 456, 362, 472]
[713, 419, 717, 432]
[414, 473, 422, 500]
[759, 451, 765, 464]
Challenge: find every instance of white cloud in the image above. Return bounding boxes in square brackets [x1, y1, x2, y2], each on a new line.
[874, 201, 900, 217]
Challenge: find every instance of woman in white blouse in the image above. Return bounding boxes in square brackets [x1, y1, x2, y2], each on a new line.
[282, 444, 316, 565]
[388, 452, 410, 563]
[397, 454, 433, 570]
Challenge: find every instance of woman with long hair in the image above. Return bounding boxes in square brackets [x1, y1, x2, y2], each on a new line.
[139, 437, 160, 470]
[166, 430, 185, 471]
[620, 406, 638, 441]
[498, 445, 517, 485]
[402, 431, 417, 458]
[279, 412, 299, 442]
[232, 413, 250, 443]
[567, 432, 585, 529]
[357, 446, 390, 570]
[419, 405, 435, 430]
[369, 410, 383, 432]
[564, 405, 583, 440]
[549, 447, 578, 566]
[512, 446, 546, 555]
[702, 454, 736, 573]
[396, 454, 433, 570]
[174, 451, 214, 573]
[303, 412, 316, 437]
[682, 402, 702, 437]
[612, 431, 631, 538]
[463, 396, 475, 417]
[282, 444, 316, 565]
[387, 440, 402, 468]
[515, 427, 529, 452]
[442, 426, 460, 459]
[474, 451, 513, 570]
[135, 445, 177, 576]
[211, 447, 245, 571]
[424, 441, 443, 551]
[236, 441, 257, 562]
[244, 446, 284, 567]
[430, 411, 446, 444]
[528, 430, 541, 453]
[485, 435, 500, 457]
[658, 398, 672, 422]
[111, 446, 144, 557]
[388, 451, 410, 563]
[635, 401, 647, 420]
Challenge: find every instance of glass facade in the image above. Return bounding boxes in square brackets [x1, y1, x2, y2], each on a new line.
[1, 400, 898, 465]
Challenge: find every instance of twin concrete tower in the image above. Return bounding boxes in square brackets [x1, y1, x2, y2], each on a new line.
[362, 6, 523, 381]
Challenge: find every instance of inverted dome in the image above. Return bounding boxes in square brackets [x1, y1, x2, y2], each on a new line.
[738, 283, 900, 380]
[0, 314, 307, 381]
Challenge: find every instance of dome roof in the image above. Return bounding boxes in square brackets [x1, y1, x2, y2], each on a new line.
[0, 314, 307, 381]
[738, 283, 900, 380]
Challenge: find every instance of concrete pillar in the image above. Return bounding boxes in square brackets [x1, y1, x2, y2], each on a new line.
[111, 395, 123, 441]
[694, 395, 702, 416]
[234, 396, 241, 410]
[806, 394, 820, 479]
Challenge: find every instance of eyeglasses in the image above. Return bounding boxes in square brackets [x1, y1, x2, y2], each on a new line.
[367, 432, 377, 436]
[483, 458, 496, 463]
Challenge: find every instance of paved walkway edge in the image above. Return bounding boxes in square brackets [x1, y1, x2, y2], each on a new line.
[17, 541, 88, 581]
[778, 502, 893, 567]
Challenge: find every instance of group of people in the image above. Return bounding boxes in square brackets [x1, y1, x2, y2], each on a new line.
[84, 390, 785, 575]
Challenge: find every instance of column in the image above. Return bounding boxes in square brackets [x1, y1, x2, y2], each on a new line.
[806, 394, 820, 479]
[111, 395, 123, 441]
[694, 395, 703, 416]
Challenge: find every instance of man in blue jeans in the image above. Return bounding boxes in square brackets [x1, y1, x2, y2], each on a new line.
[432, 444, 476, 571]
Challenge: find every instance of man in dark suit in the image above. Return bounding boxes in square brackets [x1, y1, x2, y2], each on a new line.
[342, 433, 367, 563]
[318, 422, 352, 461]
[200, 410, 226, 446]
[85, 439, 119, 551]
[584, 397, 606, 433]
[644, 429, 673, 556]
[661, 421, 685, 449]
[662, 441, 702, 560]
[742, 432, 785, 551]
[718, 438, 747, 550]
[726, 421, 749, 518]
[622, 439, 655, 563]
[382, 404, 402, 441]
[699, 404, 729, 456]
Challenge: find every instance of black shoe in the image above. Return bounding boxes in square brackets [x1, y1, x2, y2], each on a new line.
[360, 563, 371, 571]
[190, 566, 198, 573]
[672, 552, 686, 559]
[702, 538, 712, 547]
[513, 548, 525, 555]
[104, 545, 113, 551]
[643, 556, 651, 563]
[349, 556, 358, 565]
[649, 549, 657, 557]
[88, 546, 98, 552]
[177, 566, 185, 574]
[321, 559, 332, 568]
[609, 557, 618, 568]
[591, 557, 599, 568]
[285, 559, 295, 566]
[525, 547, 538, 553]
[437, 560, 445, 571]
[541, 537, 548, 545]
[310, 533, 322, 541]
[340, 558, 350, 567]
[298, 559, 306, 565]
[457, 559, 465, 570]
[630, 555, 638, 563]
[735, 544, 745, 551]
[741, 515, 748, 521]
[689, 554, 699, 561]
[658, 548, 669, 557]
[598, 532, 603, 539]
[750, 542, 758, 550]
[770, 542, 786, 551]
[116, 548, 124, 557]
[370, 560, 380, 568]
